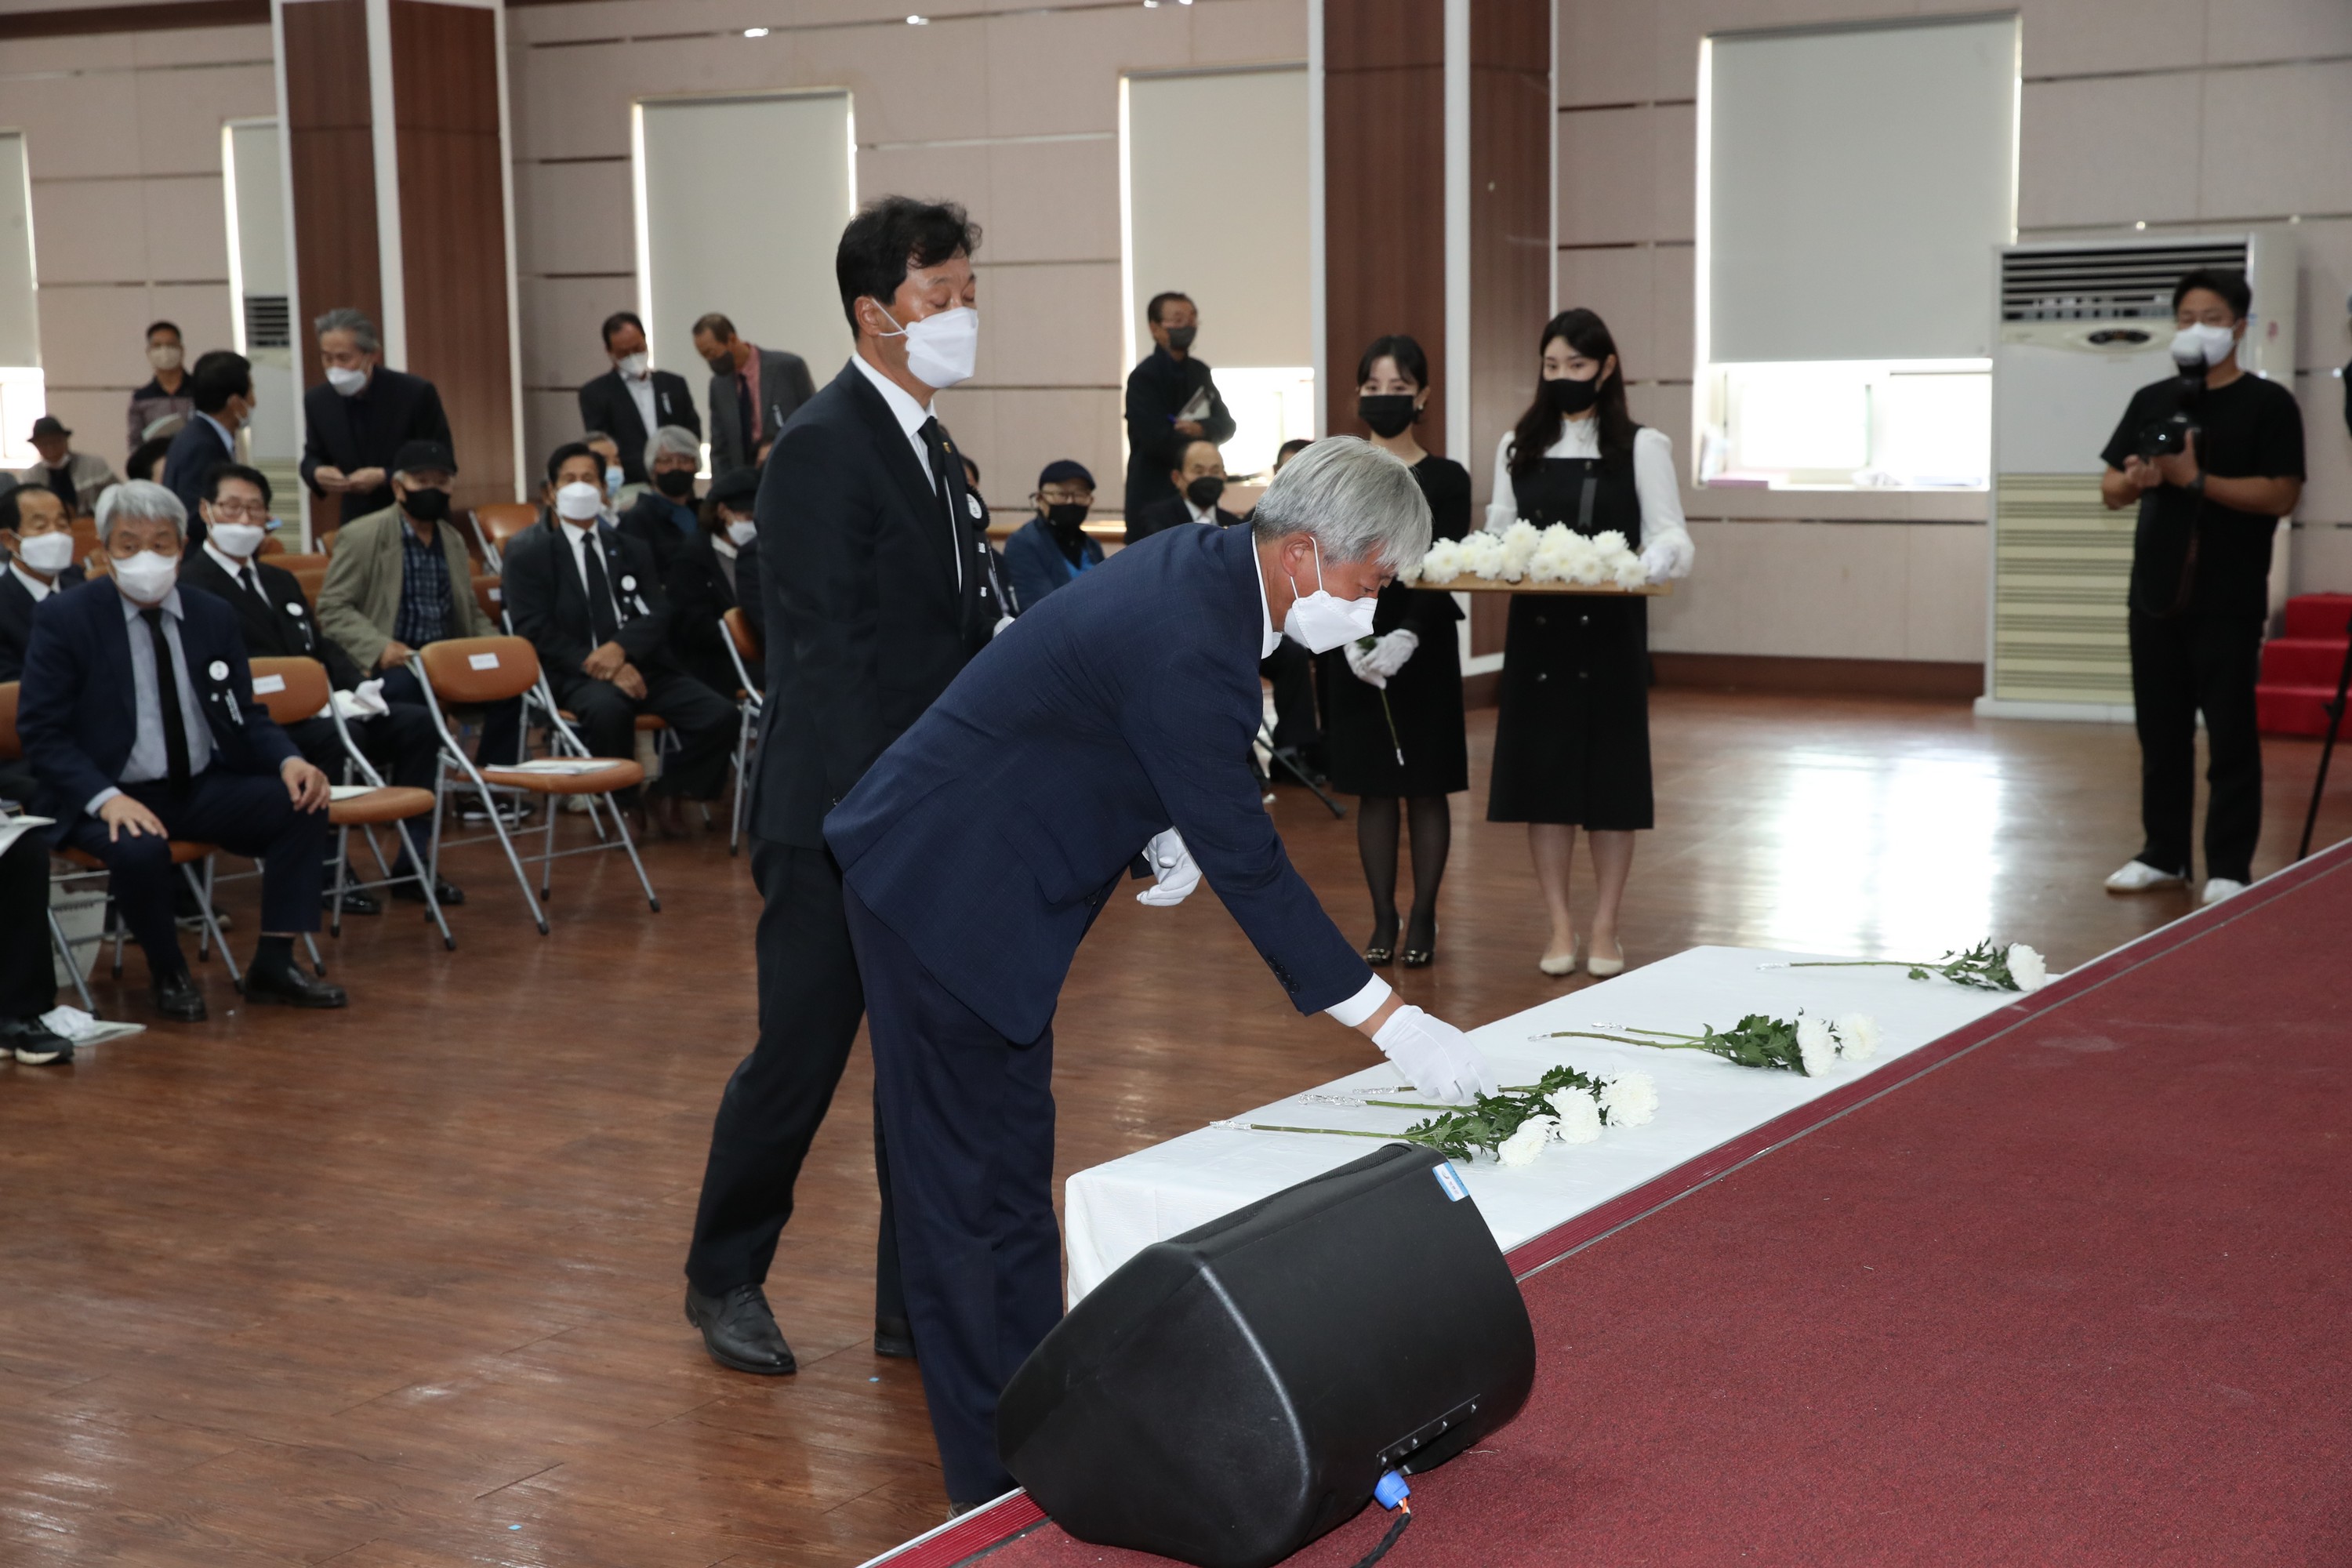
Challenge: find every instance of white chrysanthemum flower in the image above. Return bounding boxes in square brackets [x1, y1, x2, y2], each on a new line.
[1591, 529, 1631, 555]
[1463, 532, 1509, 580]
[1497, 1116, 1554, 1167]
[1417, 539, 1461, 583]
[1609, 554, 1650, 590]
[1551, 1093, 1603, 1145]
[1796, 1014, 1837, 1076]
[2008, 943, 2048, 993]
[1597, 1072, 1658, 1127]
[1831, 1014, 1880, 1063]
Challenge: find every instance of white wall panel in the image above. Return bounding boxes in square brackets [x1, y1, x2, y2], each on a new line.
[0, 135, 38, 368]
[2199, 61, 2352, 223]
[2019, 77, 2201, 232]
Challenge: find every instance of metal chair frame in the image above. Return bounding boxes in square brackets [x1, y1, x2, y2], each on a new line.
[317, 691, 456, 953]
[719, 611, 764, 856]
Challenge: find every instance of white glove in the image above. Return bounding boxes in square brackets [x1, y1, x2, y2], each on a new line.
[1639, 532, 1693, 583]
[1366, 628, 1418, 678]
[1134, 828, 1201, 906]
[1372, 1004, 1500, 1102]
[1343, 640, 1386, 689]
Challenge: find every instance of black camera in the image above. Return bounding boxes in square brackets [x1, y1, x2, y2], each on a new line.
[2136, 344, 2206, 462]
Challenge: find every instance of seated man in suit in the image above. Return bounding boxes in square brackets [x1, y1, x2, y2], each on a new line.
[692, 314, 816, 477]
[579, 311, 701, 486]
[1123, 437, 1238, 543]
[826, 437, 1495, 1508]
[1, 483, 87, 682]
[180, 463, 462, 910]
[299, 308, 454, 527]
[160, 350, 258, 535]
[660, 465, 759, 699]
[617, 425, 706, 566]
[503, 443, 738, 837]
[1004, 459, 1105, 613]
[317, 439, 521, 771]
[17, 481, 349, 1022]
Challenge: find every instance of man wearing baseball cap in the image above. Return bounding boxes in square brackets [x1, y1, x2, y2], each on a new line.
[1003, 459, 1105, 613]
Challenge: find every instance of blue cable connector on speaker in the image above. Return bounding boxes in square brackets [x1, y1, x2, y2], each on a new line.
[1374, 1471, 1411, 1511]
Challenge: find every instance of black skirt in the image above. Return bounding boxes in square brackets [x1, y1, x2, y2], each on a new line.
[1319, 592, 1468, 797]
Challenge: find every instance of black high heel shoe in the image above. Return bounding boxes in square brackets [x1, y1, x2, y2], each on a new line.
[1401, 916, 1438, 969]
[1363, 916, 1399, 967]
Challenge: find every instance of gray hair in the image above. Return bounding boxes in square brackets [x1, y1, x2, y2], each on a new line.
[1249, 435, 1429, 569]
[579, 430, 616, 450]
[314, 307, 379, 352]
[94, 479, 187, 542]
[644, 424, 700, 473]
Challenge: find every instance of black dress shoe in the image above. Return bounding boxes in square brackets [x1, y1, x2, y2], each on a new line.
[874, 1315, 918, 1360]
[153, 971, 208, 1022]
[2, 1017, 74, 1065]
[390, 874, 466, 907]
[242, 964, 349, 1009]
[325, 886, 381, 916]
[684, 1283, 796, 1375]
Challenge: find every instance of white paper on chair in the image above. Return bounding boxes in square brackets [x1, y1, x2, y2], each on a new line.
[327, 785, 379, 802]
[251, 673, 286, 695]
[328, 681, 389, 720]
[0, 815, 54, 858]
[468, 652, 501, 670]
[501, 758, 608, 775]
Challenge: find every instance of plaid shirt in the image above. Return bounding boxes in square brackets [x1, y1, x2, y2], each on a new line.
[394, 521, 454, 649]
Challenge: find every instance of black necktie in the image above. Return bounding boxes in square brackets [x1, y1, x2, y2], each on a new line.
[241, 564, 267, 601]
[737, 377, 757, 459]
[581, 538, 621, 643]
[917, 417, 965, 593]
[140, 608, 193, 795]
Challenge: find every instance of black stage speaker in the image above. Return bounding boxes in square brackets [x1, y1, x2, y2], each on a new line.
[998, 1142, 1536, 1568]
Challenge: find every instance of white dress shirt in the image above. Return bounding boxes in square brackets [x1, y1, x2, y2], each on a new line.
[92, 586, 216, 811]
[9, 562, 54, 601]
[851, 351, 964, 590]
[203, 541, 267, 599]
[558, 519, 626, 627]
[1485, 421, 1691, 554]
[622, 366, 658, 443]
[1185, 496, 1220, 527]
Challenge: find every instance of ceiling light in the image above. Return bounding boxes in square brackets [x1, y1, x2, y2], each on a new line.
[907, 13, 928, 22]
[742, 25, 768, 35]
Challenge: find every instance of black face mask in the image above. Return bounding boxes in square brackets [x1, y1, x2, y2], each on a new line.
[1185, 475, 1225, 510]
[1044, 502, 1091, 542]
[655, 468, 696, 499]
[1164, 325, 1198, 354]
[401, 487, 450, 524]
[1542, 373, 1602, 416]
[1358, 394, 1419, 438]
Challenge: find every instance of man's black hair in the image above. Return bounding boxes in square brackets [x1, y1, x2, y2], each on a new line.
[2173, 267, 2252, 321]
[125, 436, 172, 481]
[836, 196, 982, 332]
[546, 441, 598, 488]
[1146, 291, 1193, 326]
[191, 350, 253, 415]
[601, 310, 646, 348]
[203, 461, 272, 506]
[146, 320, 182, 341]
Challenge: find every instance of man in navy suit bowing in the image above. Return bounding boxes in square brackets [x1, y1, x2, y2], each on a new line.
[684, 197, 1006, 1378]
[827, 437, 1499, 1509]
[17, 481, 348, 1022]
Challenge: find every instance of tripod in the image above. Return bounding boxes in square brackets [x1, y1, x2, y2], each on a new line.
[2295, 606, 2352, 861]
[1258, 723, 1345, 818]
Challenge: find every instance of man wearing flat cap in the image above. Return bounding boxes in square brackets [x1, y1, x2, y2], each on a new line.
[16, 415, 120, 516]
[1004, 459, 1105, 612]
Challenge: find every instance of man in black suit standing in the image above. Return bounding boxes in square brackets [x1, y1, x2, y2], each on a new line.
[502, 443, 738, 836]
[299, 308, 454, 526]
[160, 350, 258, 536]
[684, 196, 1001, 1379]
[578, 311, 701, 487]
[1122, 291, 1235, 523]
[692, 314, 815, 478]
[0, 485, 85, 682]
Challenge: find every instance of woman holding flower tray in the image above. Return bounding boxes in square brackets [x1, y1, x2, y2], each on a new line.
[1318, 335, 1472, 969]
[1486, 307, 1694, 978]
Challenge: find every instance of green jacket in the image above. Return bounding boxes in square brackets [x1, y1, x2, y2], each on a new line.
[317, 503, 495, 673]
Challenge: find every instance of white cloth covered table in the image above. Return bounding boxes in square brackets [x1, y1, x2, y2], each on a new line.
[1064, 946, 2026, 1302]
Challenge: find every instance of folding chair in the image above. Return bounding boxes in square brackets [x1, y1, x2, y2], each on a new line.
[247, 656, 453, 955]
[0, 681, 99, 1014]
[470, 503, 539, 573]
[412, 636, 658, 935]
[720, 608, 764, 855]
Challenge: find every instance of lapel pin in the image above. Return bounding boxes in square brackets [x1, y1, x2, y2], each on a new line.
[209, 659, 230, 682]
[288, 602, 304, 617]
[621, 574, 637, 593]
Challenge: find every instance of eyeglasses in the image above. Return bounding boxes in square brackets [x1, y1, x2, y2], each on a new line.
[1035, 490, 1094, 506]
[208, 499, 270, 521]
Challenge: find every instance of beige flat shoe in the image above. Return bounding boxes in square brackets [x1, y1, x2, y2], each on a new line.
[1584, 939, 1625, 978]
[1537, 938, 1581, 978]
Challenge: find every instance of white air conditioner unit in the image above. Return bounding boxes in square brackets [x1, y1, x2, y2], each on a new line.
[1976, 231, 2296, 721]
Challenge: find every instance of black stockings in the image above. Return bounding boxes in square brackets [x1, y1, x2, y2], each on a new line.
[1356, 794, 1452, 949]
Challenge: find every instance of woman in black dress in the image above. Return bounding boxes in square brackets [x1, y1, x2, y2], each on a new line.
[1317, 334, 1471, 968]
[1486, 308, 1693, 978]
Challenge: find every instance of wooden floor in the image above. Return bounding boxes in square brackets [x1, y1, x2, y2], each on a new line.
[5, 691, 2347, 1567]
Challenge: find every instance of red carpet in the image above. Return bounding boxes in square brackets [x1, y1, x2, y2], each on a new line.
[886, 842, 2352, 1567]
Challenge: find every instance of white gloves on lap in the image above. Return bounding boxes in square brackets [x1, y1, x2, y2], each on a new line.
[1135, 828, 1201, 906]
[1372, 1004, 1500, 1102]
[1343, 629, 1418, 688]
[1639, 533, 1694, 583]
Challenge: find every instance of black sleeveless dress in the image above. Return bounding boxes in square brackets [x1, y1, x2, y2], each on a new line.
[1484, 435, 1653, 829]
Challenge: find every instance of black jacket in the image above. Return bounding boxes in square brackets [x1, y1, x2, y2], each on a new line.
[178, 547, 365, 691]
[161, 417, 240, 539]
[661, 528, 744, 697]
[501, 519, 676, 690]
[577, 368, 702, 484]
[1124, 495, 1244, 545]
[751, 359, 997, 848]
[615, 490, 700, 568]
[1122, 347, 1235, 521]
[0, 564, 85, 682]
[299, 368, 454, 523]
[710, 348, 818, 477]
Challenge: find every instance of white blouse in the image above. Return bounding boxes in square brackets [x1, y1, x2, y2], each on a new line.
[1485, 422, 1691, 554]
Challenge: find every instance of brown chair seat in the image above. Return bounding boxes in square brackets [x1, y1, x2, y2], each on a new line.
[60, 840, 217, 869]
[478, 758, 644, 795]
[634, 713, 666, 731]
[328, 786, 437, 826]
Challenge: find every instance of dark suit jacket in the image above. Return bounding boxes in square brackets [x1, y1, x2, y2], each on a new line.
[1123, 347, 1236, 521]
[1124, 495, 1244, 546]
[735, 535, 765, 662]
[299, 368, 454, 522]
[615, 490, 700, 568]
[0, 564, 85, 682]
[659, 528, 743, 696]
[710, 347, 817, 477]
[750, 359, 995, 848]
[826, 523, 1370, 1044]
[178, 548, 365, 691]
[1004, 517, 1104, 614]
[18, 577, 300, 841]
[500, 518, 674, 692]
[578, 368, 701, 484]
[160, 417, 241, 539]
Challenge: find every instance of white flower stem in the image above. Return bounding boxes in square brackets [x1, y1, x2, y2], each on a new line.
[1240, 1123, 1398, 1140]
[1534, 1029, 1711, 1051]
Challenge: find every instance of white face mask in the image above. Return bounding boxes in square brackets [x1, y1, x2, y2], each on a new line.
[16, 531, 75, 573]
[112, 550, 179, 604]
[615, 351, 649, 379]
[880, 304, 979, 391]
[1280, 539, 1380, 654]
[208, 521, 268, 560]
[555, 481, 604, 522]
[148, 343, 183, 372]
[724, 518, 758, 549]
[2171, 321, 2236, 369]
[326, 365, 368, 397]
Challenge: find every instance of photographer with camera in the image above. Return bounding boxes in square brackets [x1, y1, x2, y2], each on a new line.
[2098, 268, 2304, 906]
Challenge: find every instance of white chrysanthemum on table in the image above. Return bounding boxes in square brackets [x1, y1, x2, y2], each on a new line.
[1550, 1093, 1603, 1145]
[1412, 522, 1644, 588]
[1497, 1116, 1555, 1167]
[1598, 1071, 1658, 1127]
[2007, 943, 2048, 992]
[1795, 1014, 1838, 1076]
[1409, 538, 1461, 585]
[1831, 1014, 1881, 1063]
